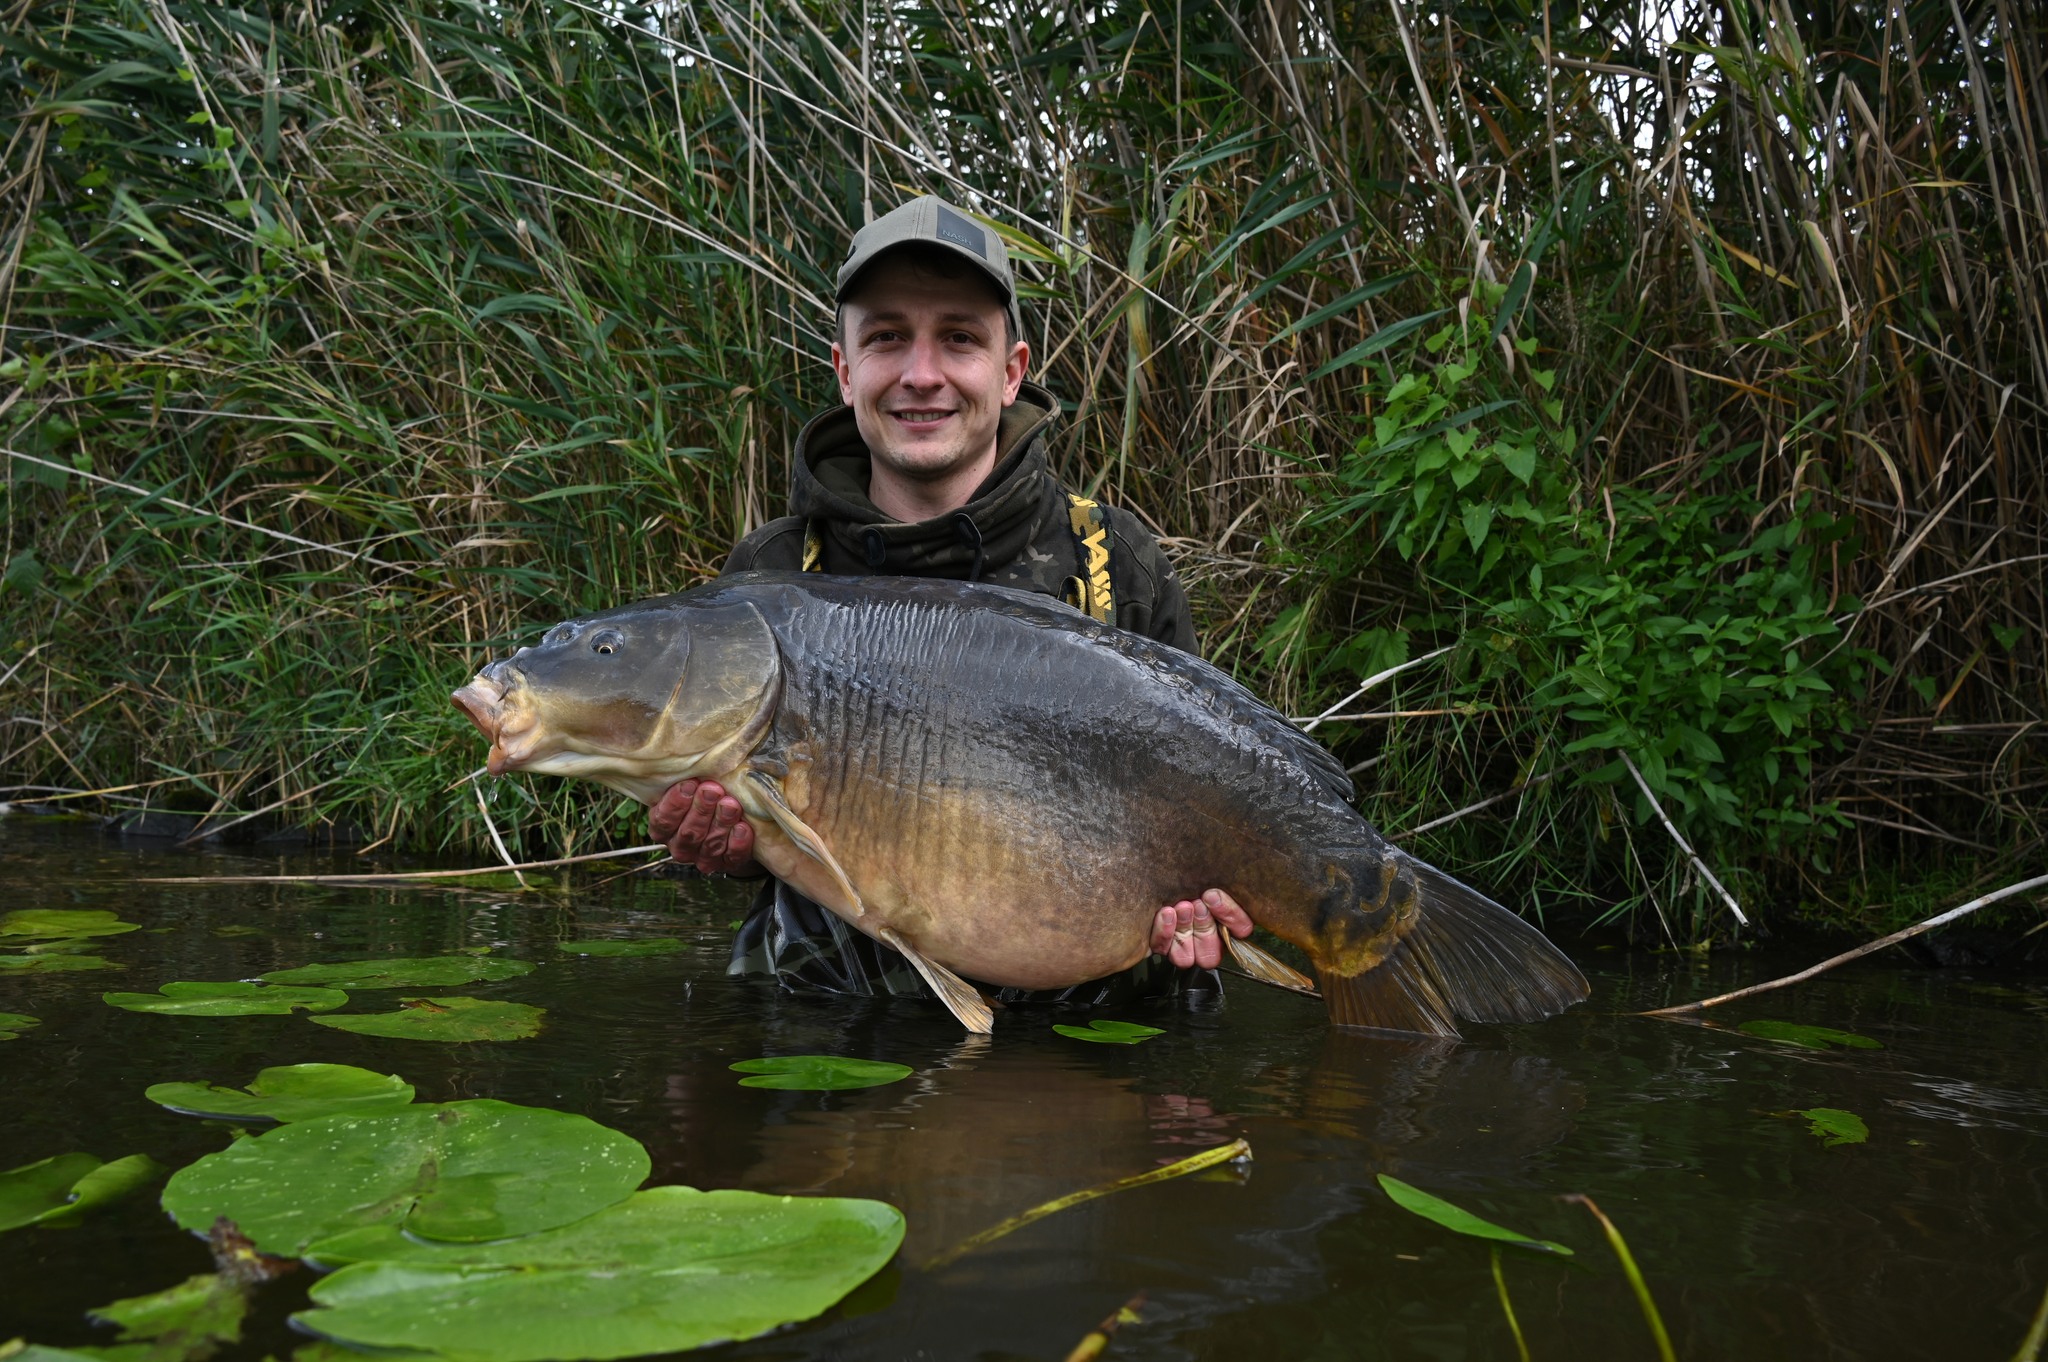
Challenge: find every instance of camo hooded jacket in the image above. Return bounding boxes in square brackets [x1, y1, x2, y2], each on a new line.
[720, 382, 1196, 652]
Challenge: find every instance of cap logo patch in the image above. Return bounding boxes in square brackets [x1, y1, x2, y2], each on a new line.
[934, 205, 987, 259]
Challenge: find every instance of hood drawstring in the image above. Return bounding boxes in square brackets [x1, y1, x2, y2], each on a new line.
[952, 512, 986, 583]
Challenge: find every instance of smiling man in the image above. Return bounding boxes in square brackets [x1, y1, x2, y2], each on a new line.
[652, 195, 1252, 1005]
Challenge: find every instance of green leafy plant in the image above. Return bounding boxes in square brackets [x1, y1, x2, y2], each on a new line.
[1798, 1108, 1869, 1147]
[103, 982, 348, 1016]
[729, 1057, 913, 1091]
[1052, 1020, 1167, 1045]
[147, 1065, 416, 1123]
[309, 997, 543, 1042]
[260, 957, 535, 989]
[1738, 1020, 1882, 1050]
[0, 1152, 163, 1233]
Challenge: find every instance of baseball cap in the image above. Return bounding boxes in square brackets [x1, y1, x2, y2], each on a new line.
[835, 195, 1022, 334]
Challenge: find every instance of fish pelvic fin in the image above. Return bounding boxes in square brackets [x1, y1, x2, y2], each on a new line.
[878, 927, 995, 1034]
[1225, 934, 1321, 997]
[1320, 857, 1589, 1038]
[744, 769, 865, 917]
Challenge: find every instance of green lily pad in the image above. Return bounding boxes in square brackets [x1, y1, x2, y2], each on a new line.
[162, 1099, 649, 1255]
[1377, 1174, 1573, 1255]
[103, 982, 348, 1016]
[310, 997, 543, 1042]
[557, 938, 685, 957]
[1, 1152, 164, 1233]
[260, 957, 536, 990]
[298, 1185, 904, 1362]
[1053, 1019, 1167, 1045]
[0, 1012, 37, 1041]
[0, 1347, 106, 1362]
[0, 952, 121, 973]
[730, 1056, 913, 1091]
[1798, 1107, 1868, 1147]
[1738, 1020, 1882, 1050]
[0, 909, 142, 941]
[147, 1064, 416, 1123]
[89, 1272, 247, 1355]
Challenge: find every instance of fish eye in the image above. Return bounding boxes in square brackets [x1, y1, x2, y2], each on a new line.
[590, 629, 625, 656]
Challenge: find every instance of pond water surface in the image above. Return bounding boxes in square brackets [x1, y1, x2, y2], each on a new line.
[3, 815, 2045, 1360]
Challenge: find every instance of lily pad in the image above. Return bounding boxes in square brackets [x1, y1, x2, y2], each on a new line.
[298, 1185, 904, 1362]
[162, 1099, 649, 1255]
[147, 1064, 416, 1123]
[310, 997, 543, 1042]
[1, 1152, 163, 1232]
[730, 1056, 913, 1091]
[260, 957, 535, 990]
[1738, 1020, 1882, 1050]
[103, 982, 348, 1016]
[1377, 1174, 1573, 1255]
[89, 1272, 247, 1355]
[1798, 1107, 1869, 1147]
[558, 938, 685, 957]
[0, 952, 120, 974]
[1053, 1019, 1167, 1045]
[0, 909, 141, 941]
[0, 1012, 37, 1041]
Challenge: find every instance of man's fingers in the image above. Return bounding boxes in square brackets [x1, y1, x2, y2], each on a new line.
[1188, 902, 1223, 969]
[648, 780, 701, 843]
[725, 819, 755, 861]
[1201, 888, 1255, 939]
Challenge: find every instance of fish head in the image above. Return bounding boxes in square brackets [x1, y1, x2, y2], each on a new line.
[452, 597, 780, 802]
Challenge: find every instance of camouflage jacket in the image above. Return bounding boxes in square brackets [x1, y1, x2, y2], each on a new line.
[721, 382, 1196, 652]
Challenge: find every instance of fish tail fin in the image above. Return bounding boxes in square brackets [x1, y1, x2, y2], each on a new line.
[1319, 857, 1589, 1038]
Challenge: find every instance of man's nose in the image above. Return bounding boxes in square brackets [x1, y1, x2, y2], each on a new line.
[898, 334, 945, 389]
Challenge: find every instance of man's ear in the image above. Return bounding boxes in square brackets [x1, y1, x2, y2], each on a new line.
[831, 339, 854, 405]
[1001, 337, 1029, 406]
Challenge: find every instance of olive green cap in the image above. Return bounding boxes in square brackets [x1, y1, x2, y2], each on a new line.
[836, 195, 1022, 333]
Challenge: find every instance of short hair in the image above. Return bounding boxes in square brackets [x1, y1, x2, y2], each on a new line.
[834, 245, 1017, 348]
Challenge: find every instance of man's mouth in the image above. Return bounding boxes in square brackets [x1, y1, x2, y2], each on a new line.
[889, 409, 955, 428]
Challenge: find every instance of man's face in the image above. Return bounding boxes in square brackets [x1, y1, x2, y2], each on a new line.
[831, 253, 1028, 489]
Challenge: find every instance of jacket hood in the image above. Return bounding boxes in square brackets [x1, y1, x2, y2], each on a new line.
[787, 382, 1063, 578]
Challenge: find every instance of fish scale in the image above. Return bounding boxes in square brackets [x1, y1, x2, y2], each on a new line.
[453, 573, 1589, 1038]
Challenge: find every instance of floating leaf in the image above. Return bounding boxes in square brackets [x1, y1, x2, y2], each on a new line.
[1378, 1175, 1572, 1255]
[557, 938, 685, 957]
[1053, 1019, 1166, 1045]
[0, 1152, 162, 1233]
[730, 1056, 913, 1091]
[1798, 1107, 1868, 1147]
[147, 1064, 416, 1123]
[311, 996, 543, 1042]
[0, 1011, 37, 1041]
[103, 982, 348, 1016]
[0, 909, 141, 941]
[0, 952, 121, 973]
[89, 1271, 247, 1355]
[1, 1347, 105, 1362]
[261, 956, 535, 990]
[162, 1099, 650, 1255]
[1738, 1020, 1881, 1050]
[298, 1186, 904, 1362]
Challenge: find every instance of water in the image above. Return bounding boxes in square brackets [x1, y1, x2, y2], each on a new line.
[4, 815, 2045, 1360]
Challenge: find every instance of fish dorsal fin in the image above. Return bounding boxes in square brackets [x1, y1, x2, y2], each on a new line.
[743, 769, 866, 918]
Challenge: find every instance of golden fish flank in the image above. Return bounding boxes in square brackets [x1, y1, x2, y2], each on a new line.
[454, 573, 1589, 1039]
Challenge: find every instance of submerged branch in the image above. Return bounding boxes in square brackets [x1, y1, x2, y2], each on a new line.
[1645, 871, 2048, 1016]
[924, 1138, 1251, 1271]
[136, 843, 668, 886]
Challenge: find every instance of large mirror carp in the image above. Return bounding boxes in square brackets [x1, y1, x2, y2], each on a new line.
[452, 574, 1588, 1038]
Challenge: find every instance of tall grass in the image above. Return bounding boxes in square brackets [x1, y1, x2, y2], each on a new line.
[2, 0, 2040, 937]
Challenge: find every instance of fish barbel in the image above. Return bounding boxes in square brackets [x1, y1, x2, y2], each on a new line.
[452, 574, 1589, 1037]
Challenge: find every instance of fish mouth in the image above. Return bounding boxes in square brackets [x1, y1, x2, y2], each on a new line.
[452, 672, 540, 775]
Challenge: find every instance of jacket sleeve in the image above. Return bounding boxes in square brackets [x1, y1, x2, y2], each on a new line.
[721, 518, 808, 575]
[1104, 508, 1199, 657]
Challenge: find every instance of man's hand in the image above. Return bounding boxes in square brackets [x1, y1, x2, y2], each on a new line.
[649, 779, 758, 876]
[1150, 888, 1254, 969]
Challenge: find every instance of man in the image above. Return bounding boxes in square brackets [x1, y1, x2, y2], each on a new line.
[652, 195, 1252, 999]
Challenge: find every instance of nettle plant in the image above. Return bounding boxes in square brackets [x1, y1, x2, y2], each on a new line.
[1308, 305, 1864, 863]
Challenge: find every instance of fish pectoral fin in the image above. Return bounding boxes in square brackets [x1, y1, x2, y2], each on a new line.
[877, 927, 994, 1035]
[1224, 934, 1321, 998]
[744, 769, 865, 917]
